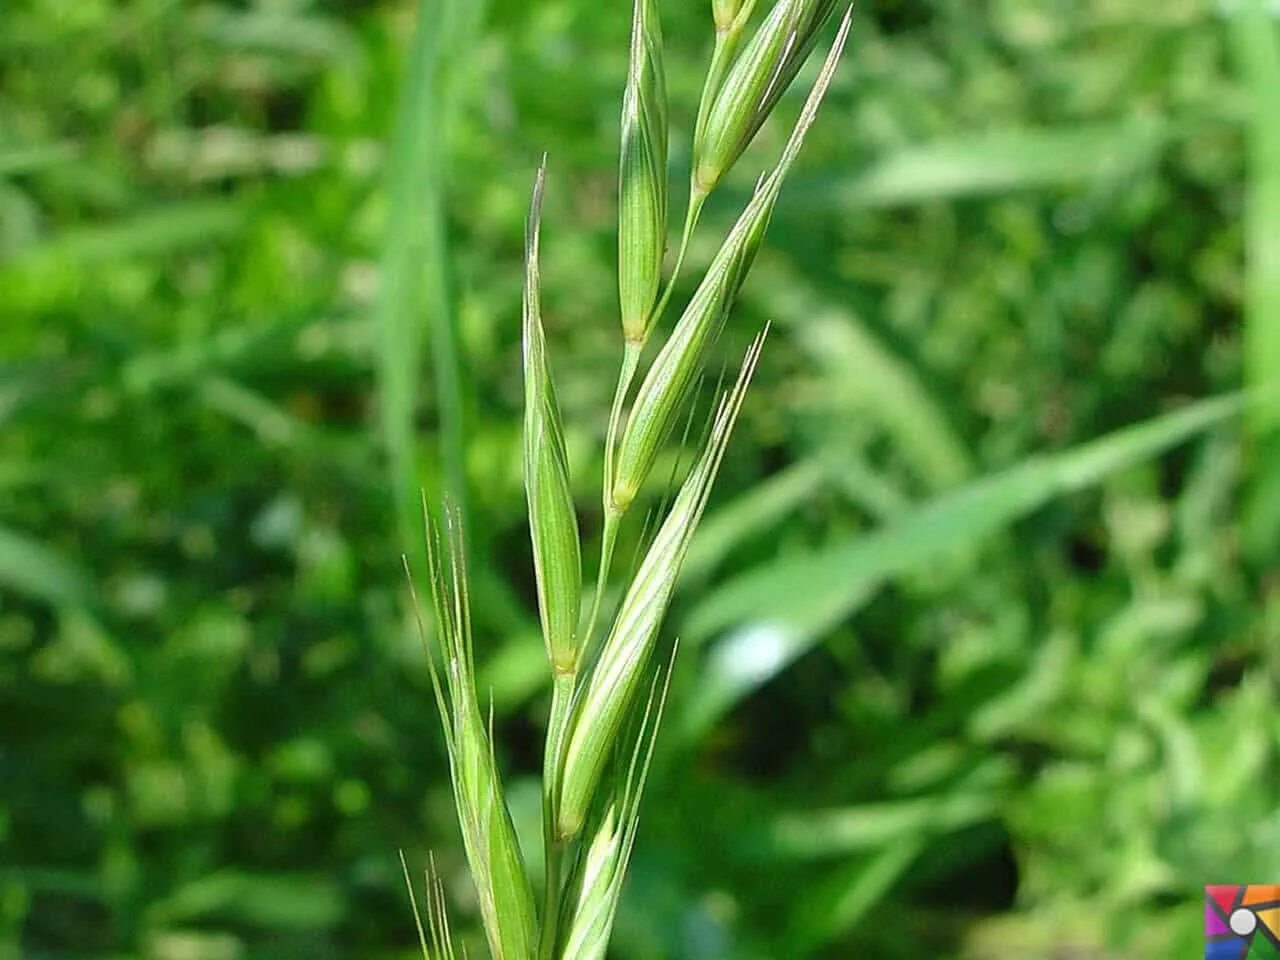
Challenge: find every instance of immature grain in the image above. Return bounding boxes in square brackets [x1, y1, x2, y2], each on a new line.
[694, 0, 840, 196]
[618, 0, 669, 345]
[523, 160, 582, 676]
[696, 0, 759, 154]
[554, 660, 672, 960]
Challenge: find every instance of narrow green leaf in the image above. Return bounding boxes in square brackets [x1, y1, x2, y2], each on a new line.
[148, 870, 345, 931]
[783, 840, 923, 956]
[0, 141, 77, 177]
[1229, 0, 1280, 555]
[0, 200, 245, 271]
[682, 458, 827, 582]
[0, 526, 93, 607]
[378, 0, 479, 577]
[783, 120, 1169, 210]
[679, 394, 1248, 740]
[768, 790, 999, 861]
[755, 265, 973, 490]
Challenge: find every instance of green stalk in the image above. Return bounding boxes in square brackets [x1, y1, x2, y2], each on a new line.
[584, 340, 644, 652]
[651, 186, 708, 326]
[538, 832, 566, 960]
[539, 671, 576, 958]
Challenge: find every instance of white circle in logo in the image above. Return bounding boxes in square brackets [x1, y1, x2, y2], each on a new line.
[1229, 908, 1257, 936]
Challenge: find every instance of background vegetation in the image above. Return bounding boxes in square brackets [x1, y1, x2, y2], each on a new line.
[2, 0, 1277, 957]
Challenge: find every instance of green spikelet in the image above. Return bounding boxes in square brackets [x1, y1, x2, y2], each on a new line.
[694, 0, 840, 197]
[523, 161, 583, 675]
[618, 0, 669, 343]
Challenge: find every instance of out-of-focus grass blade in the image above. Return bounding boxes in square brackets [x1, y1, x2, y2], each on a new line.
[682, 459, 827, 582]
[198, 376, 316, 449]
[145, 128, 350, 183]
[766, 790, 999, 861]
[783, 840, 922, 958]
[147, 870, 345, 931]
[377, 0, 479, 567]
[192, 7, 359, 61]
[0, 526, 92, 607]
[968, 630, 1074, 743]
[756, 265, 972, 490]
[0, 200, 246, 270]
[787, 120, 1168, 209]
[0, 141, 78, 177]
[120, 311, 364, 395]
[1229, 0, 1280, 556]
[678, 394, 1246, 740]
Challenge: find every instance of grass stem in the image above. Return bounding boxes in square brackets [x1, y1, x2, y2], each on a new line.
[539, 670, 576, 958]
[584, 341, 643, 650]
[652, 186, 707, 327]
[537, 828, 566, 960]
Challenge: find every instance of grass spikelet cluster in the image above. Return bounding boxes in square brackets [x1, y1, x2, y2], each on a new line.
[406, 2, 852, 954]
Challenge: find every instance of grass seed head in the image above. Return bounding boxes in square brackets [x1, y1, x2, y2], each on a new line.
[618, 0, 669, 343]
[611, 13, 849, 514]
[556, 335, 765, 839]
[694, 0, 840, 195]
[523, 162, 583, 674]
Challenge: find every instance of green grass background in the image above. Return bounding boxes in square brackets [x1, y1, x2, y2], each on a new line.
[2, 0, 1278, 957]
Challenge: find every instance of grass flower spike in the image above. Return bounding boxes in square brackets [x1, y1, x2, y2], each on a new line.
[408, 5, 851, 955]
[618, 0, 669, 345]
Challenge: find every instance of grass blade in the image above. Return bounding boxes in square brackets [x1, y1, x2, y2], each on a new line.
[1229, 0, 1280, 556]
[377, 0, 478, 571]
[756, 264, 973, 490]
[0, 200, 246, 271]
[784, 120, 1168, 210]
[0, 525, 93, 607]
[679, 393, 1249, 739]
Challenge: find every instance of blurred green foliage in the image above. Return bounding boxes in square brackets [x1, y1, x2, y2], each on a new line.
[1, 0, 1277, 958]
